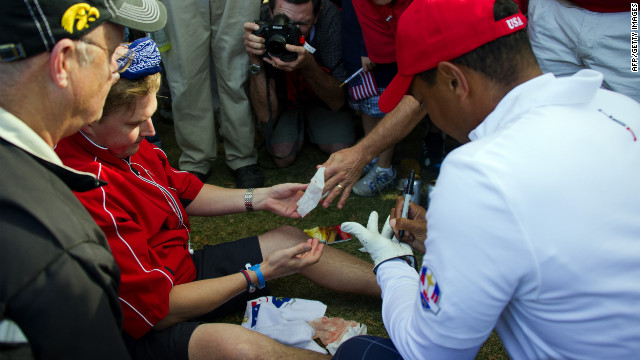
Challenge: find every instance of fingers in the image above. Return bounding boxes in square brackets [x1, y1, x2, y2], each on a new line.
[380, 215, 394, 239]
[394, 195, 405, 218]
[322, 181, 352, 209]
[284, 43, 301, 52]
[408, 202, 427, 221]
[295, 238, 324, 264]
[336, 187, 353, 210]
[391, 217, 427, 244]
[366, 211, 380, 233]
[244, 23, 265, 57]
[339, 221, 367, 239]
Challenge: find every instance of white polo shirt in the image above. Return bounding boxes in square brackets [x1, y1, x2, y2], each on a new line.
[377, 70, 640, 359]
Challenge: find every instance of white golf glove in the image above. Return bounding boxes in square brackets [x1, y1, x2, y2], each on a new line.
[341, 211, 415, 273]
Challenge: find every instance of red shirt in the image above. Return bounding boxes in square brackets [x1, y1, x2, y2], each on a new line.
[56, 132, 204, 338]
[353, 0, 413, 64]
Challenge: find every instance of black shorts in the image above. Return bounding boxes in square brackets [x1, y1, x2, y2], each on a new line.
[123, 236, 270, 360]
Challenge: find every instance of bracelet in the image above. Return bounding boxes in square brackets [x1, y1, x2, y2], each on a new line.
[241, 270, 256, 293]
[248, 264, 266, 289]
[244, 188, 254, 212]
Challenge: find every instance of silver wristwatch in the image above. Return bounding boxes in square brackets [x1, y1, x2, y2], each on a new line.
[249, 63, 262, 75]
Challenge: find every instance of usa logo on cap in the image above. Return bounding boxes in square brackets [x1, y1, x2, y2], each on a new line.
[419, 266, 441, 314]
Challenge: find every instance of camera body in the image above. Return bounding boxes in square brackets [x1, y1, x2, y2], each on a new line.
[253, 13, 303, 62]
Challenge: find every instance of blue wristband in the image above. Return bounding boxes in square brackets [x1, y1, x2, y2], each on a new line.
[249, 264, 266, 289]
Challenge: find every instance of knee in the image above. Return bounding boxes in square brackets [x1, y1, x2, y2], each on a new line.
[318, 143, 351, 155]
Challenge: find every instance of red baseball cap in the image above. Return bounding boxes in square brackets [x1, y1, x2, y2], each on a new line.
[378, 0, 527, 113]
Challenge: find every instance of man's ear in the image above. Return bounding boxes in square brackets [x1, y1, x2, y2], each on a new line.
[436, 61, 470, 100]
[49, 39, 75, 88]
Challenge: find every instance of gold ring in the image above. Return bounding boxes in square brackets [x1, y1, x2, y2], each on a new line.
[336, 184, 343, 189]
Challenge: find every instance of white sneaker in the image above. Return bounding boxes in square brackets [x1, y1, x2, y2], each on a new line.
[352, 167, 397, 197]
[360, 160, 377, 178]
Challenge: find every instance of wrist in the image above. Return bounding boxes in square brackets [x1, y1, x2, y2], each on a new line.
[244, 188, 255, 212]
[247, 263, 266, 289]
[240, 270, 257, 293]
[250, 187, 267, 211]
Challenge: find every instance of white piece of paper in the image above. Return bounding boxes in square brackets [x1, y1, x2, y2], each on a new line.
[296, 167, 326, 217]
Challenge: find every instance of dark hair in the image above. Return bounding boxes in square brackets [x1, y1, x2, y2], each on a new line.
[419, 0, 537, 87]
[269, 0, 322, 16]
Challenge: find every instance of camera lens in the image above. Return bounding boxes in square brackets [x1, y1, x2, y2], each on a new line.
[266, 35, 287, 57]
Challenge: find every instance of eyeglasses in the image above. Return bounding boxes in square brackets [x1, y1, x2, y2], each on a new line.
[80, 38, 135, 73]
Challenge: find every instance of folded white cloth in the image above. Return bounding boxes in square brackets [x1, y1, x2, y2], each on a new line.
[241, 296, 328, 353]
[296, 167, 326, 217]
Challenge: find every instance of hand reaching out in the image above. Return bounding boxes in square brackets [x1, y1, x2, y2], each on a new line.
[390, 196, 427, 254]
[262, 183, 308, 218]
[320, 147, 370, 209]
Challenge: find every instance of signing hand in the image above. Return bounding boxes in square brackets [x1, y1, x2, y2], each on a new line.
[390, 196, 427, 254]
[261, 238, 325, 280]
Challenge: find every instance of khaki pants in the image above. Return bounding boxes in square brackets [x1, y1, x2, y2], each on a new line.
[159, 0, 261, 173]
[528, 0, 639, 103]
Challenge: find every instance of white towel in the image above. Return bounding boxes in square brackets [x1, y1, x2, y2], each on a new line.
[241, 296, 328, 353]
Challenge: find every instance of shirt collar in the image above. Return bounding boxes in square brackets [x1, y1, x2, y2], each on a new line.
[0, 106, 105, 192]
[0, 106, 63, 166]
[469, 69, 604, 141]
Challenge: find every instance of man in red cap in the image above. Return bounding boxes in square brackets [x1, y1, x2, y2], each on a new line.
[336, 0, 640, 358]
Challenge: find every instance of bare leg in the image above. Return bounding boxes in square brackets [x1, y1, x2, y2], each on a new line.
[270, 142, 303, 168]
[188, 323, 330, 360]
[259, 226, 381, 297]
[362, 113, 393, 168]
[317, 142, 351, 155]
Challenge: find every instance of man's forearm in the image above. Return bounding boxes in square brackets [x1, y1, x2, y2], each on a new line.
[357, 95, 426, 157]
[301, 58, 346, 110]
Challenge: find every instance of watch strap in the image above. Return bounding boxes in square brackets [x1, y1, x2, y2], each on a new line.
[244, 188, 254, 211]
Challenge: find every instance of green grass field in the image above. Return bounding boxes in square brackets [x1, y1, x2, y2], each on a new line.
[155, 113, 509, 359]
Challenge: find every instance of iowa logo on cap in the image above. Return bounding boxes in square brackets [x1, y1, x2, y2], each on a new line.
[61, 3, 100, 34]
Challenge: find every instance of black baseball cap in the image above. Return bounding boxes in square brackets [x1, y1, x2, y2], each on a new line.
[0, 0, 167, 62]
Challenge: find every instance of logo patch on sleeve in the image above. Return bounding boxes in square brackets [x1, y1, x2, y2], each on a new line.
[419, 266, 441, 314]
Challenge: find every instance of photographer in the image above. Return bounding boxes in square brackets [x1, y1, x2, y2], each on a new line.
[244, 0, 354, 168]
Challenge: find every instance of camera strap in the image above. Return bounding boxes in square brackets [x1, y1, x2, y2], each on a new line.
[264, 69, 303, 160]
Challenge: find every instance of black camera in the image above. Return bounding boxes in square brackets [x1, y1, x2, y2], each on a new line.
[253, 13, 303, 62]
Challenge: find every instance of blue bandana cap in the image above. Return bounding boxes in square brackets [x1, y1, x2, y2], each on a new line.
[120, 37, 162, 80]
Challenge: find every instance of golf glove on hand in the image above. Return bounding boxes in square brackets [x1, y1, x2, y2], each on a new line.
[341, 211, 415, 273]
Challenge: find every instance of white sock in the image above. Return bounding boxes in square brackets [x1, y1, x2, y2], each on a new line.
[375, 166, 394, 176]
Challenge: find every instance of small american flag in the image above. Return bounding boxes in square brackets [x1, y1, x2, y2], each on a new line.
[348, 71, 379, 101]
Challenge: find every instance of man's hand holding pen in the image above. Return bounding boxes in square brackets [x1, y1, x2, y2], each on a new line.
[390, 197, 427, 254]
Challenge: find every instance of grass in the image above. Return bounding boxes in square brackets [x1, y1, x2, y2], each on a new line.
[154, 112, 509, 359]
